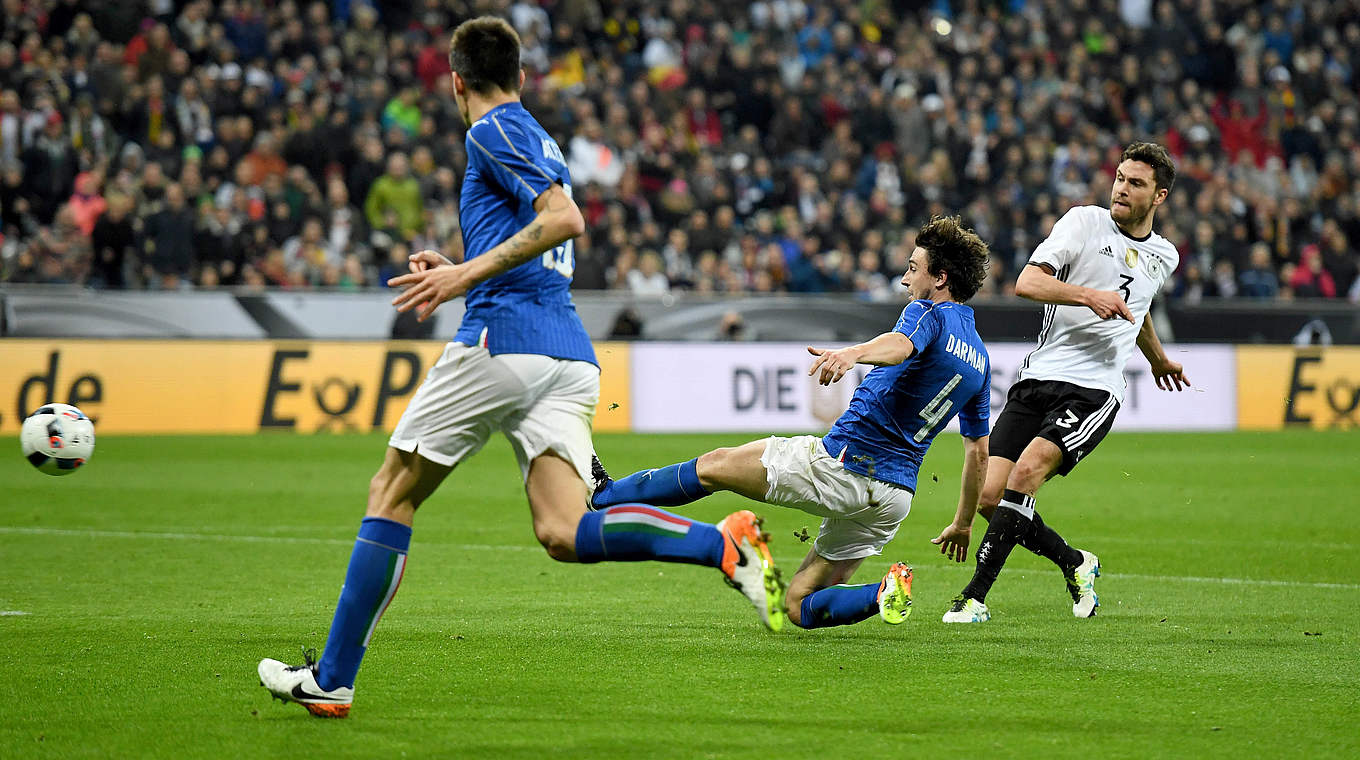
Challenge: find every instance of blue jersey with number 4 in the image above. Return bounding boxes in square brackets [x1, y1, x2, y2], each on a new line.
[455, 102, 596, 365]
[821, 300, 990, 491]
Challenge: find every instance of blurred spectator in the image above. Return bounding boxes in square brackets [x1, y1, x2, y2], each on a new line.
[1289, 245, 1337, 298]
[1, 160, 33, 235]
[1239, 243, 1281, 299]
[142, 183, 196, 288]
[375, 241, 411, 288]
[283, 217, 340, 282]
[67, 172, 107, 236]
[21, 112, 78, 224]
[568, 118, 624, 188]
[627, 250, 670, 297]
[1211, 259, 1239, 299]
[364, 152, 423, 241]
[382, 87, 423, 139]
[321, 177, 368, 260]
[240, 132, 287, 187]
[195, 199, 244, 285]
[0, 90, 23, 165]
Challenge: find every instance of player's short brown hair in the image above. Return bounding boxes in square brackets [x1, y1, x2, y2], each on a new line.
[449, 16, 521, 95]
[1121, 142, 1176, 193]
[916, 215, 991, 303]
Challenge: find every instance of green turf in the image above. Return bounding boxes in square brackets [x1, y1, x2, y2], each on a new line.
[1, 430, 1357, 759]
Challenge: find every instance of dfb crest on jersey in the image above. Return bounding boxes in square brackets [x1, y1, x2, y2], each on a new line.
[1125, 248, 1139, 268]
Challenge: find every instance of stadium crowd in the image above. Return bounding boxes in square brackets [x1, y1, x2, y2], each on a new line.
[0, 0, 1358, 304]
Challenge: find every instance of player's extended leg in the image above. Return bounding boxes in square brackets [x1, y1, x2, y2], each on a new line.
[527, 451, 785, 630]
[784, 551, 914, 628]
[945, 438, 1061, 622]
[591, 438, 771, 509]
[259, 447, 452, 716]
[976, 456, 1084, 575]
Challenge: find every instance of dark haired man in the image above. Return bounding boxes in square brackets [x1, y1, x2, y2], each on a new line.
[259, 17, 782, 717]
[943, 142, 1190, 623]
[593, 216, 995, 630]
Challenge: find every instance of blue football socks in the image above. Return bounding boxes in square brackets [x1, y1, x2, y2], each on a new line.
[315, 517, 411, 691]
[796, 583, 880, 628]
[592, 458, 710, 508]
[575, 505, 723, 567]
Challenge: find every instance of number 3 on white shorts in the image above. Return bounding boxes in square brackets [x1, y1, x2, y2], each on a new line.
[914, 373, 963, 442]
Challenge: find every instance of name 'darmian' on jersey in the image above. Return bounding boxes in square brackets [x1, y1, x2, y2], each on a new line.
[944, 334, 987, 374]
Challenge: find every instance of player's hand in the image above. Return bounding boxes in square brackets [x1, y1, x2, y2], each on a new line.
[388, 263, 476, 321]
[931, 522, 971, 563]
[807, 346, 861, 385]
[408, 249, 453, 273]
[1085, 290, 1135, 323]
[1150, 357, 1190, 391]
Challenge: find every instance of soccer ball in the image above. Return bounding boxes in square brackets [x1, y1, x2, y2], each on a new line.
[21, 403, 96, 476]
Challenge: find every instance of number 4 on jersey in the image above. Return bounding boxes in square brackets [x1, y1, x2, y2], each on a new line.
[914, 374, 963, 442]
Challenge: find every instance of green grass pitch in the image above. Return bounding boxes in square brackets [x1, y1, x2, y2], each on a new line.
[1, 430, 1357, 759]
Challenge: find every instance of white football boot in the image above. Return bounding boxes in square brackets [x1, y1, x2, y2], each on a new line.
[941, 596, 991, 623]
[1066, 550, 1101, 618]
[258, 649, 353, 718]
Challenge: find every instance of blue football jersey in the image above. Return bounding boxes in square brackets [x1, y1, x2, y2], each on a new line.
[454, 102, 596, 365]
[821, 300, 990, 491]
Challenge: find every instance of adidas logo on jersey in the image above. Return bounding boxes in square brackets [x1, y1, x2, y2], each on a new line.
[1098, 245, 1114, 258]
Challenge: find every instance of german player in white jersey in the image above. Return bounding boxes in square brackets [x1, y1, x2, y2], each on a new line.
[943, 142, 1190, 624]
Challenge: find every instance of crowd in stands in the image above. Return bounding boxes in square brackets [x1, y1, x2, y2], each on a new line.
[0, 0, 1358, 304]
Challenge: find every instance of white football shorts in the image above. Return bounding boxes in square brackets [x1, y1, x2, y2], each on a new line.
[389, 343, 599, 486]
[759, 435, 913, 561]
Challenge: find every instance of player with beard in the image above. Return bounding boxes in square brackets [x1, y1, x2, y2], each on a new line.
[943, 142, 1190, 623]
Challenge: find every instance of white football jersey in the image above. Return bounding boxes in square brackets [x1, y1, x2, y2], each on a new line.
[1018, 205, 1178, 401]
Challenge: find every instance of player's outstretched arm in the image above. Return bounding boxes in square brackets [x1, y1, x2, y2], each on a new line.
[1136, 313, 1190, 391]
[806, 332, 915, 385]
[931, 434, 988, 562]
[388, 183, 584, 320]
[1016, 263, 1134, 322]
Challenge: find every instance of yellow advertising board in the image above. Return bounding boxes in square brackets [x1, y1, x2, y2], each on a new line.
[1237, 346, 1360, 430]
[0, 340, 631, 435]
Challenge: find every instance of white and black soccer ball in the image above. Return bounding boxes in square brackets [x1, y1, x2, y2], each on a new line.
[20, 403, 96, 476]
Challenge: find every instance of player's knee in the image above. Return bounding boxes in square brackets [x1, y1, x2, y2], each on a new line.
[783, 591, 806, 627]
[979, 484, 1003, 511]
[533, 521, 576, 562]
[530, 505, 579, 562]
[1009, 459, 1050, 492]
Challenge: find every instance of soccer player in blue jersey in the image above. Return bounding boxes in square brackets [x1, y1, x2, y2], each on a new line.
[592, 216, 994, 630]
[257, 17, 782, 718]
